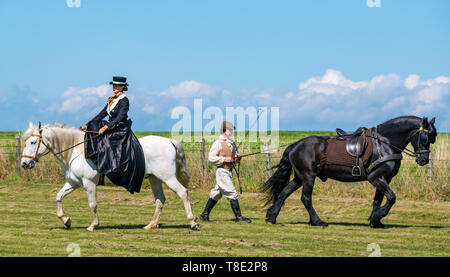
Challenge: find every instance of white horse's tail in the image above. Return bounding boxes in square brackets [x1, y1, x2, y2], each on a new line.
[170, 139, 191, 188]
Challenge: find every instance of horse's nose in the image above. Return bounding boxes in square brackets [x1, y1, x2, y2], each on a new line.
[416, 157, 428, 166]
[21, 160, 35, 169]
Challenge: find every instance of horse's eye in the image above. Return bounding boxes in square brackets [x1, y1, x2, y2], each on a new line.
[31, 141, 37, 145]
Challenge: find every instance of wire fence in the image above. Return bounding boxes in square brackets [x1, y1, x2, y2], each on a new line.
[1, 132, 449, 201]
[1, 133, 449, 176]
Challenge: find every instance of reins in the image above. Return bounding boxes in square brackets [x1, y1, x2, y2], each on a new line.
[365, 125, 431, 159]
[22, 127, 99, 161]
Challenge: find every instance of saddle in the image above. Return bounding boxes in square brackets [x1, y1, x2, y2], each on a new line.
[335, 127, 368, 176]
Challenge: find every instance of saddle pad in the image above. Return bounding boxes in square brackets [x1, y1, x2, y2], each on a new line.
[325, 128, 373, 168]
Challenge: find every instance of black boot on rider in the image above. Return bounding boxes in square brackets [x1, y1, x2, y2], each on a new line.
[230, 199, 251, 223]
[199, 198, 218, 222]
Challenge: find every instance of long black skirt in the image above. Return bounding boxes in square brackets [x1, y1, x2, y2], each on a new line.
[84, 120, 145, 194]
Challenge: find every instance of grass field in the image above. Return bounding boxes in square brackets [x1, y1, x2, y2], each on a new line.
[0, 182, 448, 257]
[1, 130, 449, 257]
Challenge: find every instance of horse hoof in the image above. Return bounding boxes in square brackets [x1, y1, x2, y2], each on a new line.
[191, 224, 200, 231]
[265, 220, 276, 225]
[370, 222, 385, 229]
[144, 224, 159, 230]
[310, 221, 328, 227]
[64, 218, 71, 229]
[199, 215, 210, 222]
[86, 225, 98, 231]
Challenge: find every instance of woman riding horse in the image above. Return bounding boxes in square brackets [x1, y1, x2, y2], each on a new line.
[81, 76, 145, 193]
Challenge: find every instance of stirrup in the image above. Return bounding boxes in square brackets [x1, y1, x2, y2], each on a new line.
[352, 166, 362, 177]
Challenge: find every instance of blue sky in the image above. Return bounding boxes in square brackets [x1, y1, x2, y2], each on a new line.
[0, 0, 449, 132]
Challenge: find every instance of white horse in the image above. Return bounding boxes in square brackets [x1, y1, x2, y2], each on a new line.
[20, 122, 199, 231]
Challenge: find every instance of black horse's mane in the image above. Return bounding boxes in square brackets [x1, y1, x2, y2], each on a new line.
[377, 115, 437, 138]
[377, 115, 421, 129]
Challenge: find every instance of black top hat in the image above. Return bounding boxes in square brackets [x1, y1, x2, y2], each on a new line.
[109, 76, 129, 86]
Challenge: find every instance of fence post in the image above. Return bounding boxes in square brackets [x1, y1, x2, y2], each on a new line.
[200, 138, 206, 176]
[265, 142, 272, 176]
[428, 150, 433, 182]
[15, 135, 21, 175]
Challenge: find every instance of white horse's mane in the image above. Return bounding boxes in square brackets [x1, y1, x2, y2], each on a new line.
[22, 122, 82, 141]
[22, 122, 85, 161]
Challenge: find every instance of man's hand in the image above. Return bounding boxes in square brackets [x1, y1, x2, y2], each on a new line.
[98, 125, 109, 135]
[225, 157, 233, 163]
[80, 125, 87, 131]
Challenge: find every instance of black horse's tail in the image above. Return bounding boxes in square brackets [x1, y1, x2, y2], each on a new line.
[261, 142, 299, 206]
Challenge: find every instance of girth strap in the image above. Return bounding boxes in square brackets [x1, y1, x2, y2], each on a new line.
[367, 154, 403, 173]
[366, 129, 403, 174]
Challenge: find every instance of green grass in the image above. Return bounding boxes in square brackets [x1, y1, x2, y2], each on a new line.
[0, 182, 448, 257]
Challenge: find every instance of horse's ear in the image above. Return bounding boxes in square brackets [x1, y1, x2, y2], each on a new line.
[28, 122, 34, 129]
[430, 117, 436, 125]
[421, 117, 428, 126]
[38, 121, 41, 129]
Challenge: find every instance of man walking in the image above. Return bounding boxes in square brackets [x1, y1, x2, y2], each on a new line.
[199, 121, 251, 223]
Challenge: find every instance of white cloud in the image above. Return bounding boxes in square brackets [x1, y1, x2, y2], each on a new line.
[281, 69, 450, 128]
[405, 74, 420, 90]
[410, 85, 447, 115]
[59, 85, 110, 113]
[256, 88, 278, 100]
[405, 74, 450, 90]
[299, 69, 368, 95]
[434, 76, 450, 84]
[382, 96, 406, 113]
[367, 73, 402, 94]
[158, 80, 218, 98]
[61, 85, 110, 98]
[16, 70, 447, 132]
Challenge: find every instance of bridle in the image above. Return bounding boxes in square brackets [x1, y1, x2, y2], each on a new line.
[21, 122, 100, 163]
[369, 124, 432, 160]
[21, 124, 53, 161]
[408, 125, 432, 157]
[360, 122, 432, 173]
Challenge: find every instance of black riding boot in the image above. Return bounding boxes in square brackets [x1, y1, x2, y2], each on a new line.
[199, 198, 218, 222]
[230, 199, 252, 223]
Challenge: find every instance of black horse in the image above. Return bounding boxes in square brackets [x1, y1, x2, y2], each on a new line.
[263, 116, 437, 228]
